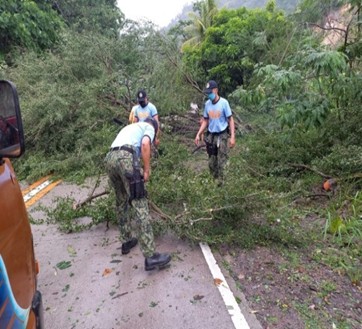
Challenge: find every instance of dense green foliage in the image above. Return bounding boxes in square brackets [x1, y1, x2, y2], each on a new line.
[183, 4, 297, 94]
[0, 0, 64, 58]
[1, 0, 361, 298]
[48, 0, 124, 37]
[172, 0, 301, 25]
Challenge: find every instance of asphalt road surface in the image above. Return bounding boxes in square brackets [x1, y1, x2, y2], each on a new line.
[27, 179, 263, 329]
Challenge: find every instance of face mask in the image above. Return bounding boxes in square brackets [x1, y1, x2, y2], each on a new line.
[208, 93, 216, 101]
[139, 100, 147, 108]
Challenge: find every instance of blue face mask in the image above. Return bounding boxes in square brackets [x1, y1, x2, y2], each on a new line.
[208, 93, 216, 101]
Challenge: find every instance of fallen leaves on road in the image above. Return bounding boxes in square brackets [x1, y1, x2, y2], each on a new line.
[67, 245, 77, 257]
[193, 294, 204, 301]
[149, 301, 159, 307]
[102, 268, 112, 277]
[238, 272, 245, 280]
[110, 259, 122, 264]
[111, 292, 128, 299]
[56, 261, 72, 270]
[214, 278, 223, 286]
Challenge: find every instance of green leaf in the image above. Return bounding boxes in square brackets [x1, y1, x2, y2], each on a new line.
[56, 260, 72, 270]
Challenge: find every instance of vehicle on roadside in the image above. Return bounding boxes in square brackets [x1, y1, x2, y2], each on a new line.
[0, 80, 44, 328]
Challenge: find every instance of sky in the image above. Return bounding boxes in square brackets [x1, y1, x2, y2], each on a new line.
[117, 0, 192, 27]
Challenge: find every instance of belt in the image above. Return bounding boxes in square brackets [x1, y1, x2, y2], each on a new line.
[110, 145, 140, 169]
[209, 127, 228, 136]
[110, 145, 135, 154]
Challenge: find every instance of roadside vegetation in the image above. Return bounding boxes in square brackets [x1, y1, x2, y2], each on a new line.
[1, 0, 361, 327]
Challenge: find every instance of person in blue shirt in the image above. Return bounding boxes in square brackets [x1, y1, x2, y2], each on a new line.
[134, 89, 160, 146]
[104, 118, 171, 271]
[194, 80, 236, 184]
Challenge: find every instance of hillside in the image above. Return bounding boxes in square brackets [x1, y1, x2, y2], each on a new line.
[220, 0, 300, 12]
[168, 0, 301, 27]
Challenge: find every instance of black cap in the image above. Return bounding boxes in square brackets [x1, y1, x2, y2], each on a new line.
[203, 80, 218, 94]
[136, 89, 147, 101]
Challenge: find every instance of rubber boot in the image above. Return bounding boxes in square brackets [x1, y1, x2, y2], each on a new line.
[145, 252, 171, 271]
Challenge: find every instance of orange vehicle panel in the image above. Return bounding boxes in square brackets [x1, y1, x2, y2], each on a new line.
[0, 159, 37, 327]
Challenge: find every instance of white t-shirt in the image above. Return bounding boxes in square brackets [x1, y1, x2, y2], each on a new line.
[111, 122, 155, 157]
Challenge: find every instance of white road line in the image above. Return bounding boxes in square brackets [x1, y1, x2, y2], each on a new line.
[200, 242, 250, 329]
[23, 180, 51, 202]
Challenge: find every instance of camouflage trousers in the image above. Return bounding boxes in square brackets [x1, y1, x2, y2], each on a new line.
[104, 149, 155, 257]
[205, 131, 229, 182]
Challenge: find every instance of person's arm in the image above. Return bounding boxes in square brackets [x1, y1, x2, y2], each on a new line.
[141, 136, 152, 181]
[132, 106, 139, 123]
[195, 118, 208, 145]
[228, 116, 236, 148]
[153, 114, 160, 146]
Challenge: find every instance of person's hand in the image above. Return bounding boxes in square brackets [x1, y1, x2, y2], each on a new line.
[143, 170, 150, 182]
[229, 136, 236, 148]
[194, 134, 200, 146]
[154, 138, 160, 147]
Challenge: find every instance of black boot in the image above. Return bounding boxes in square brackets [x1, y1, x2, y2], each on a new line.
[145, 252, 171, 271]
[121, 238, 138, 255]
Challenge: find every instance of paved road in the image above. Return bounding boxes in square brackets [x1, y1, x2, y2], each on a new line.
[27, 180, 263, 329]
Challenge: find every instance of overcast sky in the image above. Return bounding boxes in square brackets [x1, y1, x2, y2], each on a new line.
[117, 0, 192, 27]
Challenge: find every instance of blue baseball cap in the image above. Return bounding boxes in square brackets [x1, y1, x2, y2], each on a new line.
[203, 80, 218, 93]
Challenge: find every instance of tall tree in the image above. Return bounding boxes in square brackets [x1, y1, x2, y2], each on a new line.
[0, 0, 63, 58]
[48, 0, 124, 37]
[181, 0, 218, 50]
[182, 4, 295, 94]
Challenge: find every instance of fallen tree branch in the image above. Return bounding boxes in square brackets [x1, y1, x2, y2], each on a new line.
[73, 190, 109, 210]
[190, 217, 213, 224]
[289, 163, 332, 179]
[73, 174, 106, 209]
[73, 189, 172, 222]
[192, 144, 206, 154]
[149, 200, 172, 220]
[174, 205, 235, 221]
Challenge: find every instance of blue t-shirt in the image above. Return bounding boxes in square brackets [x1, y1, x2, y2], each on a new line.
[135, 102, 158, 122]
[203, 97, 232, 133]
[111, 122, 155, 157]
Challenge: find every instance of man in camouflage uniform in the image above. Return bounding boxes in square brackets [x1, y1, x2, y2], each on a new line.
[104, 118, 171, 271]
[194, 80, 236, 185]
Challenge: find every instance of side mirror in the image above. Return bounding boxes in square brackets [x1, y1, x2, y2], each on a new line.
[0, 80, 25, 159]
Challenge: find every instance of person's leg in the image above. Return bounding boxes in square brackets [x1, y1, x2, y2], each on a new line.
[206, 133, 218, 178]
[208, 155, 218, 178]
[216, 134, 229, 185]
[131, 198, 155, 257]
[104, 151, 137, 253]
[132, 197, 171, 270]
[105, 152, 131, 238]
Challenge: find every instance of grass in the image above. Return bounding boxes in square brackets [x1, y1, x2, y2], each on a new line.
[320, 190, 362, 284]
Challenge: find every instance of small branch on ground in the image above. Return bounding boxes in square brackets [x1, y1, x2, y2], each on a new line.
[73, 174, 106, 210]
[149, 200, 172, 220]
[289, 163, 332, 179]
[73, 190, 110, 210]
[190, 217, 213, 224]
[192, 144, 206, 154]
